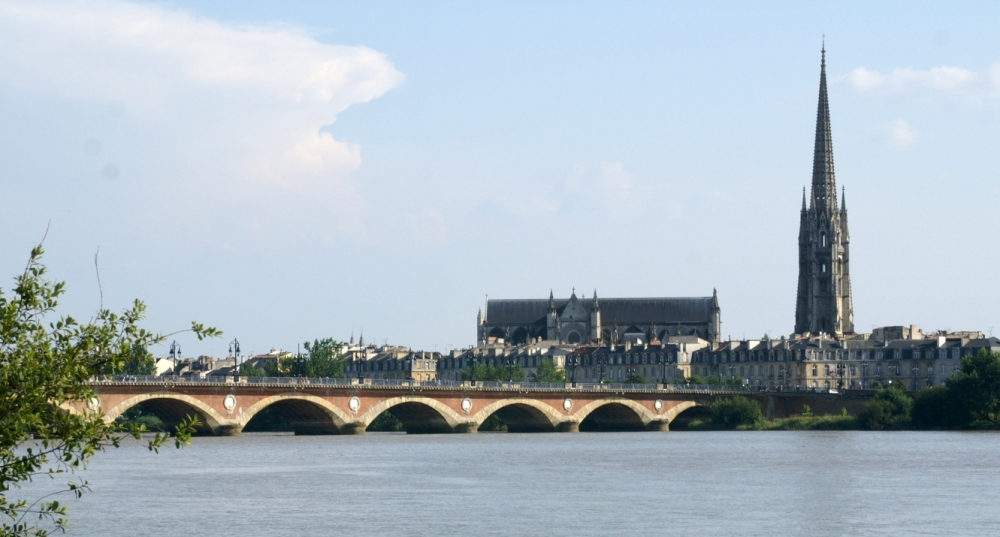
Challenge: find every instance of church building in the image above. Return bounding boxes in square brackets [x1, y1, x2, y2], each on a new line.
[477, 289, 721, 345]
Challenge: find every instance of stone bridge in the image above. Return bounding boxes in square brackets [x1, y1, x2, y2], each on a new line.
[83, 380, 870, 436]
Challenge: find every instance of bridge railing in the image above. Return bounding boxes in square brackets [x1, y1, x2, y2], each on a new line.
[89, 375, 791, 394]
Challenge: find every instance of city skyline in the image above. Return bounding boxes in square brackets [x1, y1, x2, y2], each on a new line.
[3, 1, 1000, 356]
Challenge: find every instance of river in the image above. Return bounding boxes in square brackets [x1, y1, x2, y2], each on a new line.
[54, 431, 999, 536]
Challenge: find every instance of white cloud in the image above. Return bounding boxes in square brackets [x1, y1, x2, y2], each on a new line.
[0, 0, 403, 237]
[886, 119, 919, 149]
[845, 64, 1000, 104]
[598, 160, 635, 192]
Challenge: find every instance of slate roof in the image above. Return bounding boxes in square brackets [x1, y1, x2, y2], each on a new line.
[485, 297, 713, 326]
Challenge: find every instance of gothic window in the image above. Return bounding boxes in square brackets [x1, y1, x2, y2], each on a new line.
[822, 263, 827, 274]
[821, 233, 827, 248]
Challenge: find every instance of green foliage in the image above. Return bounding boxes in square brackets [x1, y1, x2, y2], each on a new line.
[477, 414, 507, 432]
[301, 338, 346, 378]
[711, 396, 763, 429]
[532, 358, 566, 383]
[251, 338, 346, 378]
[911, 386, 967, 430]
[679, 374, 705, 385]
[114, 344, 154, 375]
[801, 404, 813, 417]
[763, 414, 858, 430]
[859, 383, 912, 430]
[624, 373, 647, 384]
[947, 349, 1000, 426]
[115, 405, 167, 432]
[723, 375, 744, 387]
[0, 246, 218, 536]
[460, 362, 526, 382]
[367, 410, 403, 432]
[241, 406, 292, 432]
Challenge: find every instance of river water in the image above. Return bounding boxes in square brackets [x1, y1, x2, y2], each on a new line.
[56, 431, 999, 536]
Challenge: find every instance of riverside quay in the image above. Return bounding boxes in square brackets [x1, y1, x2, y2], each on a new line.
[81, 378, 869, 436]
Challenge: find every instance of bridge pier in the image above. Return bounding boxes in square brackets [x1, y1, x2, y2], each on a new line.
[556, 421, 580, 433]
[342, 422, 367, 435]
[645, 420, 670, 432]
[213, 425, 242, 436]
[452, 422, 479, 434]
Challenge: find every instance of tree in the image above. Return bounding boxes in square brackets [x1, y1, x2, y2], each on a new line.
[624, 373, 647, 384]
[460, 362, 525, 382]
[911, 386, 967, 430]
[532, 358, 566, 383]
[249, 339, 346, 378]
[116, 344, 154, 375]
[946, 349, 1000, 426]
[1, 246, 219, 536]
[858, 383, 912, 430]
[301, 338, 345, 378]
[711, 396, 763, 429]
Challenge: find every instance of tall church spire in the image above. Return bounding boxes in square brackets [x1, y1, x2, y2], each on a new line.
[796, 45, 854, 337]
[811, 44, 837, 214]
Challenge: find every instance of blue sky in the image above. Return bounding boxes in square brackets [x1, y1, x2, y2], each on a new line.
[3, 1, 1000, 357]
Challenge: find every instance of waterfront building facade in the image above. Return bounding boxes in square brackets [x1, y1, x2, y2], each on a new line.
[436, 340, 576, 382]
[690, 331, 1000, 391]
[345, 345, 440, 382]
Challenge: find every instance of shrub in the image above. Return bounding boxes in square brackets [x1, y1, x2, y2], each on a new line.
[859, 384, 912, 430]
[912, 386, 968, 429]
[711, 396, 763, 429]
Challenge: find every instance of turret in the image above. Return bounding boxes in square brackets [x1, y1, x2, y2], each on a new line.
[590, 289, 602, 342]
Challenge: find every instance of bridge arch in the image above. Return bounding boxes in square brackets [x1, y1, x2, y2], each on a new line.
[103, 393, 229, 435]
[472, 398, 562, 433]
[239, 394, 352, 435]
[574, 398, 656, 432]
[361, 396, 467, 434]
[666, 401, 713, 430]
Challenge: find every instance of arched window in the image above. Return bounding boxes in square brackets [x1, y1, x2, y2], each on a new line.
[821, 233, 828, 248]
[822, 263, 827, 273]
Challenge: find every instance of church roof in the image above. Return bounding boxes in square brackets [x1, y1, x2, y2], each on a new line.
[485, 297, 713, 326]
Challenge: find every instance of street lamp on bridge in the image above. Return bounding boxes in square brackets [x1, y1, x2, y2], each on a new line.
[567, 355, 579, 387]
[228, 338, 241, 380]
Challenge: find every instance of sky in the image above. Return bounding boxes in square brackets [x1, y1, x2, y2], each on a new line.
[2, 1, 1000, 358]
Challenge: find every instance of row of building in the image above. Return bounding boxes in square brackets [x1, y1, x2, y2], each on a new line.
[331, 325, 999, 391]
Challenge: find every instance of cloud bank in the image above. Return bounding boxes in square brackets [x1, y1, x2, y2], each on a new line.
[845, 64, 1000, 104]
[0, 0, 404, 237]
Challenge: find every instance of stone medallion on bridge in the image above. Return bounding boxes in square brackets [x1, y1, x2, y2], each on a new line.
[223, 394, 237, 415]
[654, 400, 663, 414]
[461, 398, 473, 414]
[563, 398, 573, 413]
[348, 396, 361, 414]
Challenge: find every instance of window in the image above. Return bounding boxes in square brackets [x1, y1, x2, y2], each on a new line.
[951, 348, 959, 359]
[940, 365, 946, 374]
[822, 263, 827, 274]
[821, 233, 828, 248]
[811, 365, 818, 377]
[927, 366, 933, 375]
